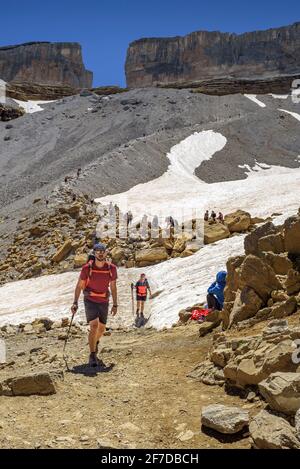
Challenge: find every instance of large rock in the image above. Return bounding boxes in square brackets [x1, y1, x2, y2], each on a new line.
[244, 222, 277, 256]
[262, 252, 293, 275]
[126, 22, 300, 87]
[204, 222, 230, 244]
[258, 372, 300, 415]
[0, 103, 25, 121]
[229, 287, 263, 327]
[74, 253, 88, 268]
[238, 255, 282, 302]
[258, 233, 285, 254]
[249, 410, 300, 449]
[1, 372, 57, 396]
[224, 210, 251, 233]
[0, 42, 92, 87]
[52, 240, 73, 263]
[199, 310, 222, 337]
[110, 246, 126, 264]
[283, 215, 300, 254]
[135, 247, 168, 266]
[201, 404, 249, 434]
[285, 269, 300, 295]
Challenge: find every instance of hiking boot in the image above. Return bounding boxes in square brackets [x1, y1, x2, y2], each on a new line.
[88, 352, 98, 367]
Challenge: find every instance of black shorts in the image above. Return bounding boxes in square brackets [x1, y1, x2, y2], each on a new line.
[84, 299, 109, 324]
[136, 295, 147, 302]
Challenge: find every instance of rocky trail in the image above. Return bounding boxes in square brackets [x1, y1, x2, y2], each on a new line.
[0, 321, 261, 449]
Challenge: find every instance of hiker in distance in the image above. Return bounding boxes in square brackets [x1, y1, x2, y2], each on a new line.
[71, 243, 118, 367]
[132, 273, 152, 327]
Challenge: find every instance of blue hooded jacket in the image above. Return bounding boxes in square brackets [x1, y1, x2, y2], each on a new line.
[207, 271, 227, 308]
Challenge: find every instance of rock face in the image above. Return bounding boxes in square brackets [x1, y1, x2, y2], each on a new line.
[126, 22, 300, 88]
[258, 372, 300, 415]
[249, 410, 300, 449]
[201, 404, 249, 434]
[0, 42, 93, 88]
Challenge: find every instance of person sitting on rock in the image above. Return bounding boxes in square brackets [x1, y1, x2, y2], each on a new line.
[210, 210, 217, 223]
[207, 271, 227, 311]
[132, 273, 152, 327]
[217, 212, 224, 224]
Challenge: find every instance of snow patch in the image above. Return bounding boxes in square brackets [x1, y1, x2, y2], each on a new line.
[244, 94, 266, 108]
[13, 99, 56, 114]
[279, 109, 300, 122]
[269, 94, 289, 99]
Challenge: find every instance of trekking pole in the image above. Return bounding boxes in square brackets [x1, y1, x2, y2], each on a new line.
[131, 283, 135, 316]
[63, 312, 75, 371]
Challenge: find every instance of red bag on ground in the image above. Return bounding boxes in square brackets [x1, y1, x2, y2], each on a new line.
[191, 308, 211, 321]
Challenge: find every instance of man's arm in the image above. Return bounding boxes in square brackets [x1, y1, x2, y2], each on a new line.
[110, 280, 118, 316]
[71, 278, 85, 314]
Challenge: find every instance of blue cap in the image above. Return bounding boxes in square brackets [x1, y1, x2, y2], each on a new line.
[93, 243, 107, 251]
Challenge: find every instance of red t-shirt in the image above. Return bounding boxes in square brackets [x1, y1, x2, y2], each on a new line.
[80, 262, 118, 303]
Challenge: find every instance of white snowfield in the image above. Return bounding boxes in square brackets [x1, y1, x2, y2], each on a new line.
[0, 97, 300, 328]
[244, 94, 266, 107]
[13, 99, 56, 113]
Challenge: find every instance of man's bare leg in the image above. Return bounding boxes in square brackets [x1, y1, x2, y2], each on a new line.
[89, 318, 100, 353]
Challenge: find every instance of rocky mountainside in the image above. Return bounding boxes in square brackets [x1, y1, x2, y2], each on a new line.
[126, 22, 300, 88]
[1, 210, 300, 449]
[0, 42, 93, 88]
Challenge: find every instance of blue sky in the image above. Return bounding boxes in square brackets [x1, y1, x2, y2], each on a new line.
[1, 0, 299, 86]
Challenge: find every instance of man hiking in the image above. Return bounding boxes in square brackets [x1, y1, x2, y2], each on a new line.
[71, 243, 118, 367]
[132, 273, 152, 327]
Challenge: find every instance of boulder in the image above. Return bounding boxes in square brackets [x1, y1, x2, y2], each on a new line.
[258, 233, 285, 254]
[204, 222, 230, 244]
[135, 247, 168, 266]
[285, 269, 300, 295]
[201, 404, 249, 434]
[52, 240, 73, 263]
[238, 255, 282, 302]
[31, 317, 53, 331]
[262, 252, 293, 275]
[258, 372, 300, 415]
[198, 310, 222, 337]
[244, 222, 277, 256]
[188, 361, 225, 386]
[250, 216, 265, 225]
[283, 216, 300, 254]
[74, 253, 88, 268]
[224, 210, 251, 233]
[110, 246, 126, 264]
[249, 410, 300, 449]
[178, 310, 192, 324]
[172, 237, 186, 253]
[224, 339, 297, 386]
[1, 372, 57, 396]
[229, 287, 263, 327]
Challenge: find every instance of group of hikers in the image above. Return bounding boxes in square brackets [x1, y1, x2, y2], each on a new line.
[70, 242, 227, 368]
[204, 210, 224, 224]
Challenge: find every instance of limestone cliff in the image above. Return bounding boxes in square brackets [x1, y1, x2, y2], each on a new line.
[126, 22, 300, 88]
[0, 42, 93, 88]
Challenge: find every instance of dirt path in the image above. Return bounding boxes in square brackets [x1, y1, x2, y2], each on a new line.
[0, 323, 261, 449]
